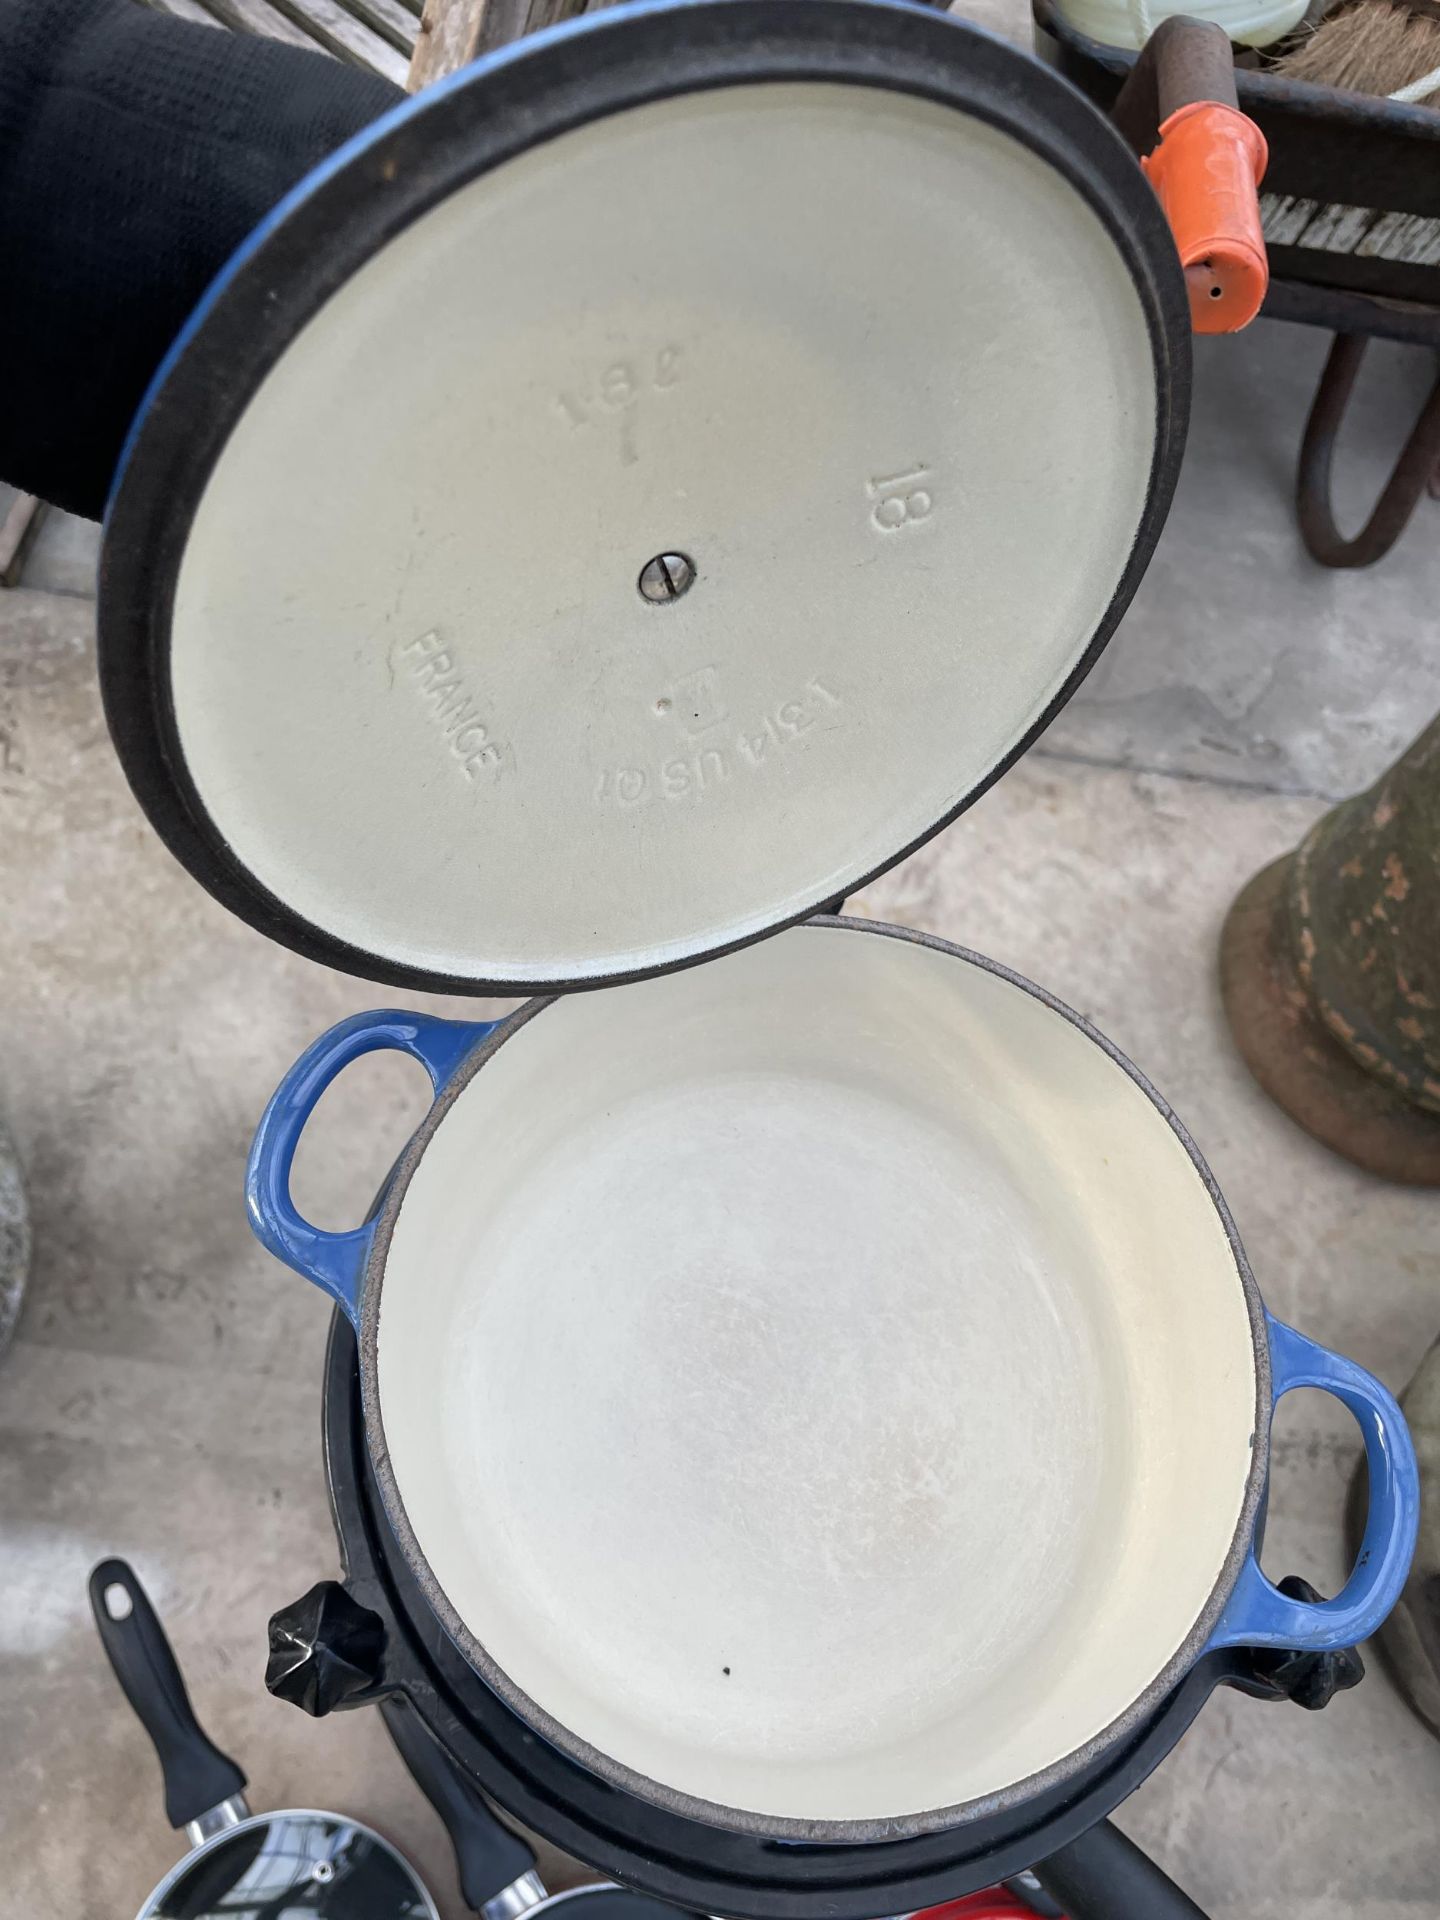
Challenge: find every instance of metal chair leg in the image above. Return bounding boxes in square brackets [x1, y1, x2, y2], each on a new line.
[0, 492, 46, 588]
[1297, 332, 1440, 568]
[1033, 1817, 1210, 1920]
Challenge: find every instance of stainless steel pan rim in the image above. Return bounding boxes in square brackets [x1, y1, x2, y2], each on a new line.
[135, 1807, 441, 1920]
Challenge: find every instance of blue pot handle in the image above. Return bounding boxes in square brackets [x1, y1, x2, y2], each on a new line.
[245, 1010, 498, 1325]
[1209, 1315, 1418, 1653]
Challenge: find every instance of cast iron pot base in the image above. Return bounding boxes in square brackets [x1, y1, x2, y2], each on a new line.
[265, 1313, 1361, 1920]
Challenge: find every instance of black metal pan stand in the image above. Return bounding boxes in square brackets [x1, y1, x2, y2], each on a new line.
[1036, 0, 1440, 567]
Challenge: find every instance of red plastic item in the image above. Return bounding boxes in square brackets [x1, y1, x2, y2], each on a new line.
[911, 1895, 1056, 1920]
[1141, 100, 1269, 335]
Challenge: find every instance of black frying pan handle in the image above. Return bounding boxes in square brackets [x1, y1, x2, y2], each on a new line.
[381, 1696, 538, 1914]
[1032, 1817, 1211, 1920]
[88, 1557, 247, 1830]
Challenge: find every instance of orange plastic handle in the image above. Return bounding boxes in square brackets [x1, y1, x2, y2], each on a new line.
[1141, 101, 1269, 335]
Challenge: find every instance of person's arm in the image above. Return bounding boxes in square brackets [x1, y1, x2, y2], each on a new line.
[0, 0, 403, 519]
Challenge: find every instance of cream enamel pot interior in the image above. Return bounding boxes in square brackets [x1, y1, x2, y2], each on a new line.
[248, 919, 1418, 1842]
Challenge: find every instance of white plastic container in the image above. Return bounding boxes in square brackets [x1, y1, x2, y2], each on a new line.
[1053, 0, 1307, 52]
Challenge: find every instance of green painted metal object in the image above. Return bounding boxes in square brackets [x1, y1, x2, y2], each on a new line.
[1221, 715, 1440, 1185]
[0, 1117, 28, 1359]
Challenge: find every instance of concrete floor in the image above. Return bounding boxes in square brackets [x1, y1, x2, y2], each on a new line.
[2, 309, 1439, 1917]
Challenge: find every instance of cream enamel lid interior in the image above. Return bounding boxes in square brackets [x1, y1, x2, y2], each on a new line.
[168, 80, 1158, 986]
[376, 924, 1259, 1827]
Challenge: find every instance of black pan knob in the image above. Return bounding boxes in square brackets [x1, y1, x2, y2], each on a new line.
[266, 1580, 385, 1716]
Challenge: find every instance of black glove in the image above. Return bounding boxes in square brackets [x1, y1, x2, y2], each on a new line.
[0, 0, 403, 519]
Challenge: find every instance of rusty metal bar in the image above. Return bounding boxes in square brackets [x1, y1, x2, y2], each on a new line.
[1296, 333, 1440, 567]
[1110, 14, 1239, 155]
[1261, 279, 1440, 350]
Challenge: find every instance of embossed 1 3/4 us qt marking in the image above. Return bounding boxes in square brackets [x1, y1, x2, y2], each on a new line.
[594, 678, 840, 810]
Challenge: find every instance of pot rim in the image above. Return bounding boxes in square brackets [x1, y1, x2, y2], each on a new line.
[356, 916, 1272, 1844]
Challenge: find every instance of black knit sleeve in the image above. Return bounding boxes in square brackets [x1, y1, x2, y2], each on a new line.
[0, 0, 403, 519]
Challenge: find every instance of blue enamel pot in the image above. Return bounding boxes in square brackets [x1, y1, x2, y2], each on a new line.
[245, 919, 1419, 1846]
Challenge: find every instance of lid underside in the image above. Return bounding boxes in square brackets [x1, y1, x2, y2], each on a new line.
[102, 6, 1186, 992]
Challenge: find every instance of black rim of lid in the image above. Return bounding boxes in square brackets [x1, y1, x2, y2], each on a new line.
[99, 0, 1191, 999]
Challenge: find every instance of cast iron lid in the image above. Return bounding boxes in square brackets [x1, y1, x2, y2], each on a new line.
[99, 0, 1190, 996]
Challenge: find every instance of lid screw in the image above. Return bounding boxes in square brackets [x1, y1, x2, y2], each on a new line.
[637, 552, 695, 604]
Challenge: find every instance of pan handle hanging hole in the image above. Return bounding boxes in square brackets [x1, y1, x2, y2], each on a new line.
[103, 1582, 133, 1621]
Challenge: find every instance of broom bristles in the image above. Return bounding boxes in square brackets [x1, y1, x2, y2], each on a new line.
[1278, 0, 1440, 102]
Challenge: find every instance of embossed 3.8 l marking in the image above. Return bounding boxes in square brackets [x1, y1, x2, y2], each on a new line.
[556, 345, 682, 429]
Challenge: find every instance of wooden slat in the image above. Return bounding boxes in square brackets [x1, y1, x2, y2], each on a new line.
[407, 0, 613, 81]
[471, 0, 557, 52]
[147, 0, 418, 74]
[407, 0, 486, 86]
[335, 0, 419, 55]
[260, 0, 411, 78]
[140, 0, 227, 25]
[200, 0, 328, 53]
